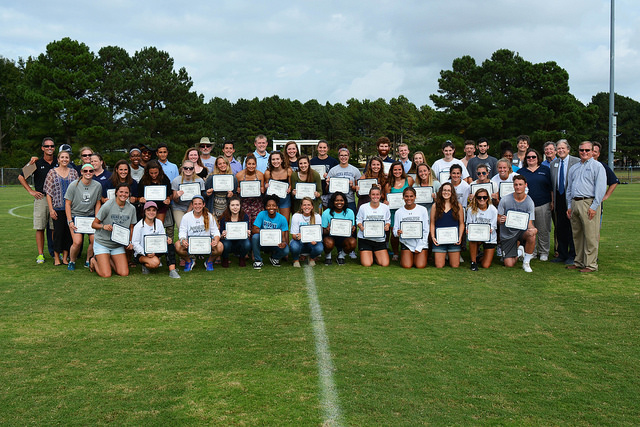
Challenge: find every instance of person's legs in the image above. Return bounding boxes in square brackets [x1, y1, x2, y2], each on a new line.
[92, 254, 113, 277]
[414, 250, 428, 269]
[251, 234, 263, 262]
[290, 239, 303, 261]
[69, 229, 84, 262]
[434, 252, 446, 268]
[111, 253, 130, 276]
[534, 203, 551, 259]
[570, 199, 588, 269]
[400, 249, 414, 268]
[448, 251, 461, 268]
[308, 242, 324, 260]
[360, 250, 374, 267]
[581, 202, 601, 271]
[373, 249, 390, 266]
[140, 255, 161, 269]
[480, 247, 496, 269]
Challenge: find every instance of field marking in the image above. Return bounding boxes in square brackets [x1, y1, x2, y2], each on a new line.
[304, 266, 344, 427]
[8, 204, 32, 220]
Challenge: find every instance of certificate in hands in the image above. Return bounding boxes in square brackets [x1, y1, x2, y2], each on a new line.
[259, 229, 282, 246]
[225, 222, 248, 240]
[400, 221, 423, 239]
[240, 180, 261, 198]
[414, 186, 433, 204]
[110, 223, 131, 246]
[439, 171, 450, 183]
[179, 183, 201, 201]
[386, 193, 404, 210]
[266, 180, 289, 199]
[188, 236, 212, 254]
[328, 177, 350, 194]
[310, 164, 326, 178]
[74, 216, 95, 234]
[505, 210, 529, 230]
[106, 189, 115, 200]
[357, 178, 378, 196]
[382, 162, 392, 174]
[436, 226, 459, 244]
[212, 175, 234, 192]
[330, 218, 352, 237]
[363, 220, 385, 239]
[471, 183, 493, 196]
[300, 224, 322, 243]
[295, 182, 316, 200]
[467, 223, 491, 242]
[144, 234, 168, 253]
[144, 185, 167, 201]
[499, 182, 515, 198]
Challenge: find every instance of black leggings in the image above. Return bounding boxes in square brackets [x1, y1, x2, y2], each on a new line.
[52, 210, 73, 254]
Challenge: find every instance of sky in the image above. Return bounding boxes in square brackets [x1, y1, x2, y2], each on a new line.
[1, 0, 638, 108]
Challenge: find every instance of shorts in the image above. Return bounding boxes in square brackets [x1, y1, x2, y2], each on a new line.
[400, 243, 428, 252]
[277, 194, 292, 209]
[93, 240, 126, 256]
[501, 231, 527, 258]
[358, 238, 387, 253]
[33, 197, 51, 230]
[432, 243, 461, 253]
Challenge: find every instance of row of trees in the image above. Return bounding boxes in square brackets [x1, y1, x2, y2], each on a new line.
[1, 39, 638, 167]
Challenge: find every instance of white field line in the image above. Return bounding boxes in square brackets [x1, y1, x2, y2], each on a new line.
[304, 266, 344, 427]
[8, 204, 32, 219]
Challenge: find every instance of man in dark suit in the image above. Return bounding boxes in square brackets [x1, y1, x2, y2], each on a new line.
[550, 139, 580, 264]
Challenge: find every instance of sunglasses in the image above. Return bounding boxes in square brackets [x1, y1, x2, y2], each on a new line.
[81, 154, 92, 157]
[476, 195, 489, 200]
[82, 169, 94, 173]
[526, 155, 537, 159]
[43, 145, 55, 148]
[579, 149, 591, 152]
[183, 166, 194, 171]
[200, 144, 212, 148]
[477, 171, 487, 175]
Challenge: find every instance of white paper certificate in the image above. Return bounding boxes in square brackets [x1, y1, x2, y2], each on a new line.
[471, 183, 493, 196]
[225, 222, 248, 240]
[400, 221, 423, 239]
[144, 185, 167, 201]
[505, 210, 530, 230]
[386, 193, 404, 210]
[357, 178, 378, 196]
[212, 175, 234, 192]
[439, 171, 450, 183]
[106, 189, 115, 200]
[74, 216, 95, 234]
[383, 162, 392, 174]
[179, 183, 201, 202]
[266, 180, 289, 199]
[499, 182, 515, 198]
[188, 236, 212, 254]
[467, 224, 491, 242]
[144, 234, 168, 253]
[330, 218, 353, 237]
[259, 229, 282, 246]
[110, 223, 130, 246]
[328, 177, 350, 194]
[300, 224, 322, 243]
[414, 186, 434, 204]
[295, 182, 317, 200]
[240, 180, 261, 198]
[310, 164, 326, 178]
[436, 226, 459, 244]
[363, 220, 385, 239]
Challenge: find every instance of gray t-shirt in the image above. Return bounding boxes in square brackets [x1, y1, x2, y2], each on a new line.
[497, 193, 535, 240]
[467, 155, 499, 180]
[94, 199, 137, 248]
[326, 164, 361, 204]
[64, 179, 103, 217]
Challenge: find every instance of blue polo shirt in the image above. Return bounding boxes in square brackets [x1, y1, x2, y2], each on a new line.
[518, 165, 552, 206]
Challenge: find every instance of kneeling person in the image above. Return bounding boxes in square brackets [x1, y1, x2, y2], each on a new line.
[251, 195, 290, 269]
[131, 201, 180, 278]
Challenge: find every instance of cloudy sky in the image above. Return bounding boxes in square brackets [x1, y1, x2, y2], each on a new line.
[2, 0, 638, 107]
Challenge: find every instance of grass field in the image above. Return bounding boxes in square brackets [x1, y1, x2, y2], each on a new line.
[1, 184, 639, 425]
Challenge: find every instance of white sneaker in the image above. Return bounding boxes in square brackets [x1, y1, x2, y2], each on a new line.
[496, 247, 503, 257]
[522, 261, 532, 273]
[309, 259, 316, 267]
[349, 251, 357, 259]
[459, 255, 464, 263]
[517, 245, 525, 260]
[539, 254, 548, 261]
[293, 260, 301, 268]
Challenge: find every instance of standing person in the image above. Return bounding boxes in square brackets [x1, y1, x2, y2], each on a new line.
[197, 137, 216, 173]
[65, 164, 102, 271]
[218, 196, 251, 268]
[565, 141, 607, 273]
[289, 198, 323, 267]
[89, 183, 137, 278]
[182, 147, 209, 179]
[431, 140, 470, 183]
[430, 183, 465, 268]
[291, 155, 322, 213]
[550, 139, 579, 264]
[592, 142, 619, 205]
[44, 149, 79, 265]
[490, 158, 515, 204]
[518, 149, 553, 261]
[244, 134, 270, 173]
[156, 143, 179, 182]
[284, 140, 300, 171]
[222, 141, 243, 175]
[175, 195, 223, 272]
[375, 136, 395, 165]
[541, 141, 557, 168]
[414, 163, 441, 215]
[264, 151, 293, 223]
[103, 160, 138, 204]
[76, 146, 94, 173]
[18, 137, 58, 263]
[310, 139, 339, 209]
[90, 153, 112, 195]
[321, 192, 356, 265]
[204, 156, 237, 218]
[470, 164, 499, 200]
[448, 164, 471, 209]
[393, 187, 430, 269]
[131, 201, 181, 278]
[326, 146, 361, 213]
[467, 138, 498, 179]
[513, 135, 530, 171]
[461, 140, 476, 168]
[356, 186, 391, 267]
[236, 153, 265, 226]
[397, 143, 413, 173]
[129, 147, 144, 182]
[139, 144, 153, 168]
[497, 175, 537, 272]
[171, 160, 205, 231]
[251, 195, 290, 269]
[137, 161, 173, 224]
[500, 146, 517, 172]
[357, 156, 387, 210]
[408, 151, 427, 174]
[466, 188, 498, 271]
[384, 161, 414, 261]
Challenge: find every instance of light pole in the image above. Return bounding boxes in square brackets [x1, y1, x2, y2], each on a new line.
[608, 0, 616, 170]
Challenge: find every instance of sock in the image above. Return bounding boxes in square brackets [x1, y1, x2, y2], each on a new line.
[523, 253, 534, 263]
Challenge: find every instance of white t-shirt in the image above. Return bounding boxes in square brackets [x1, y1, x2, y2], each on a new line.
[393, 205, 430, 252]
[465, 205, 498, 244]
[178, 211, 220, 240]
[432, 158, 470, 181]
[131, 218, 166, 256]
[290, 213, 322, 234]
[326, 164, 361, 203]
[356, 202, 391, 242]
[451, 180, 471, 208]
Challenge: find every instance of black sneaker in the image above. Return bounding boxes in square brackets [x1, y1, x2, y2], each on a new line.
[337, 257, 345, 265]
[269, 257, 281, 267]
[470, 261, 479, 271]
[324, 258, 332, 266]
[253, 261, 263, 270]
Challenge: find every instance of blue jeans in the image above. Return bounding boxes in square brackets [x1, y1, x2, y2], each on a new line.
[222, 239, 251, 258]
[251, 234, 289, 262]
[289, 240, 323, 261]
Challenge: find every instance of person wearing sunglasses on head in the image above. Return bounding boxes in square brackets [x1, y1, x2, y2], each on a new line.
[466, 188, 498, 271]
[171, 160, 206, 232]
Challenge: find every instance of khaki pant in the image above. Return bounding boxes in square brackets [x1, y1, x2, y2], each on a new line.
[570, 198, 601, 271]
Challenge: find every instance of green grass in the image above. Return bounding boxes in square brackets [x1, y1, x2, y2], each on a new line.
[1, 184, 639, 425]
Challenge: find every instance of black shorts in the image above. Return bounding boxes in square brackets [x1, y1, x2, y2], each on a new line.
[359, 238, 387, 252]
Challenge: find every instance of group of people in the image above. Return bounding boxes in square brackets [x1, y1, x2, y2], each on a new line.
[19, 133, 616, 277]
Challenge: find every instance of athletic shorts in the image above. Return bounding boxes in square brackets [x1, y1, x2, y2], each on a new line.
[358, 238, 387, 253]
[33, 197, 51, 229]
[501, 231, 527, 259]
[93, 240, 126, 256]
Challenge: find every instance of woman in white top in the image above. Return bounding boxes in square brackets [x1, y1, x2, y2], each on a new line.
[289, 197, 323, 267]
[466, 188, 498, 271]
[356, 186, 391, 267]
[393, 187, 430, 269]
[174, 195, 223, 272]
[171, 160, 205, 232]
[490, 158, 515, 205]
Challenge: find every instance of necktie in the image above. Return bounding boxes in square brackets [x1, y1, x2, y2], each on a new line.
[559, 159, 565, 194]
